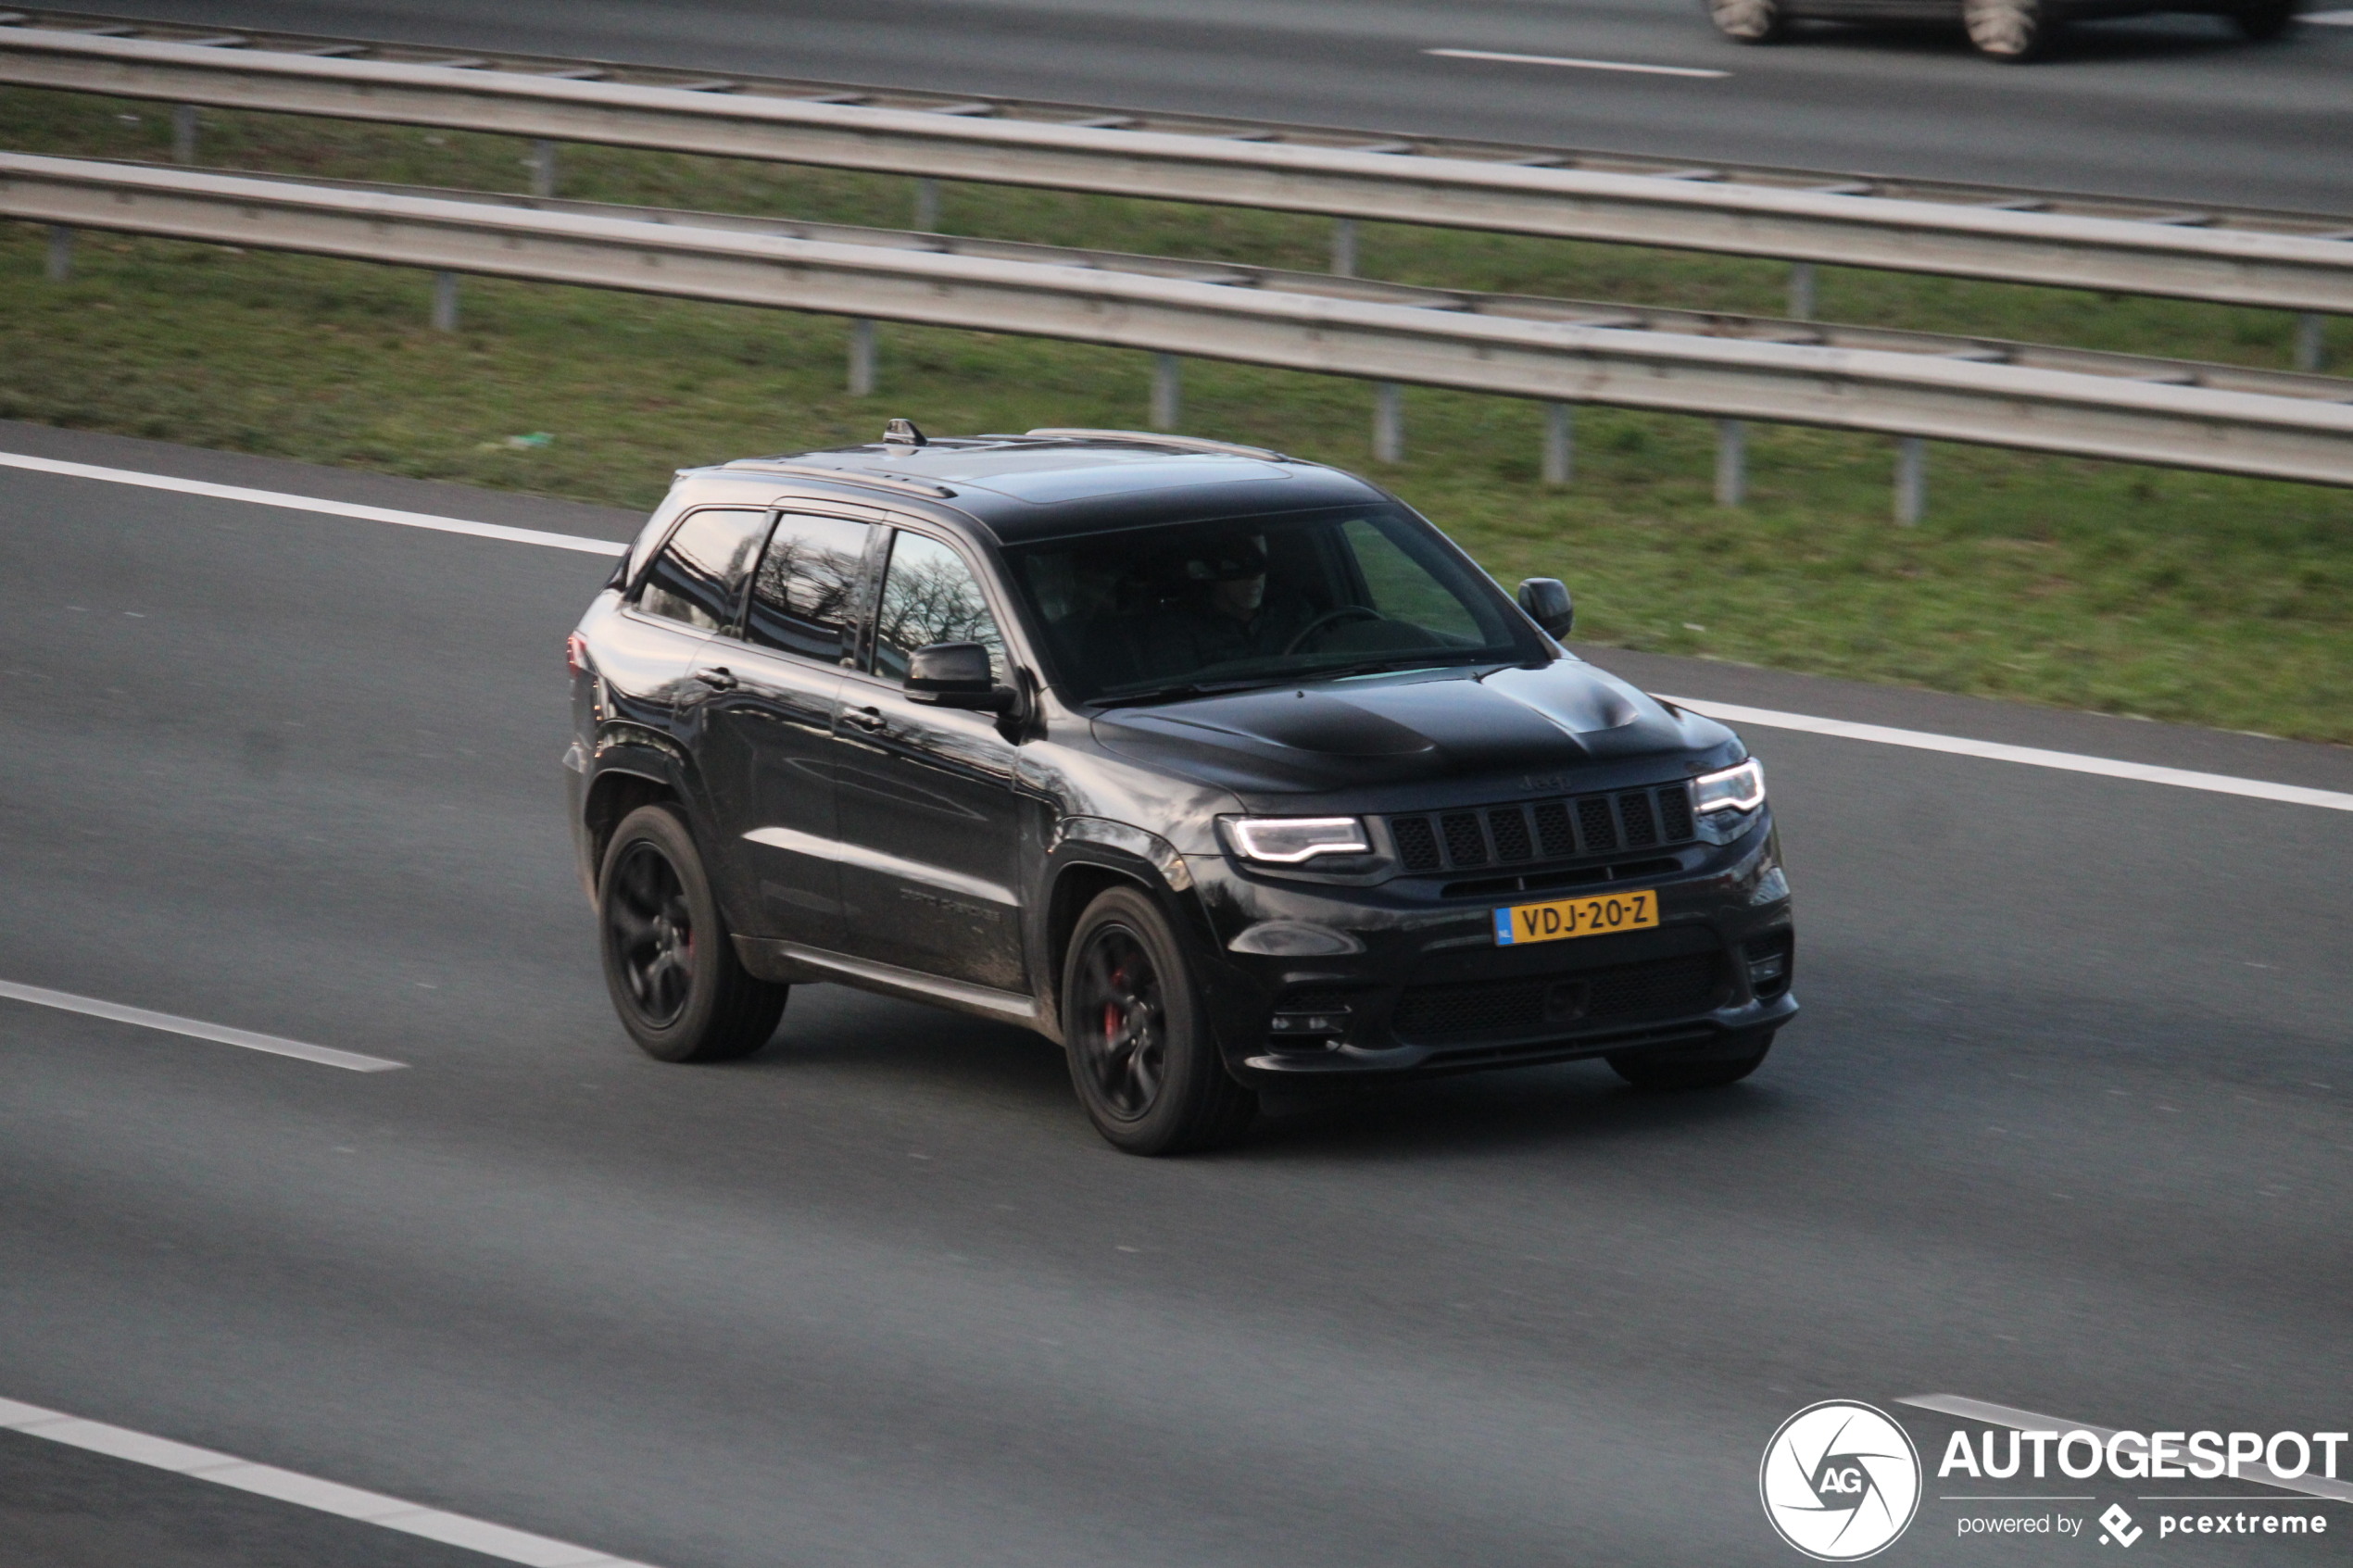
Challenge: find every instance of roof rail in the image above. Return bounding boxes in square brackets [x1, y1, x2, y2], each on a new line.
[1022, 428, 1290, 462]
[727, 460, 957, 499]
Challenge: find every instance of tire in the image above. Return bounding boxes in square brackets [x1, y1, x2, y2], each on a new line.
[1705, 0, 1789, 43]
[2231, 0, 2295, 39]
[598, 803, 786, 1063]
[1962, 0, 2055, 60]
[1607, 1030, 1774, 1091]
[1063, 886, 1257, 1155]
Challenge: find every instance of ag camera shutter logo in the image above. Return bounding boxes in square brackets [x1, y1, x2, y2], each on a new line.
[1760, 1400, 1923, 1560]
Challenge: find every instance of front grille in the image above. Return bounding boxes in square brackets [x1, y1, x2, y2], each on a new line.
[1388, 781, 1699, 875]
[1392, 952, 1725, 1043]
[1390, 816, 1439, 870]
[1441, 812, 1488, 868]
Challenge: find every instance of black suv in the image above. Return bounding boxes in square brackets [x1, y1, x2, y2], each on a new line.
[565, 426, 1795, 1154]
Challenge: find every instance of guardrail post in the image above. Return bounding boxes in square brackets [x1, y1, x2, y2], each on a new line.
[912, 177, 940, 232]
[1151, 353, 1182, 431]
[2295, 312, 2326, 372]
[1894, 437, 1926, 525]
[171, 104, 197, 165]
[431, 270, 459, 332]
[1715, 420, 1746, 507]
[848, 318, 877, 395]
[1542, 403, 1574, 485]
[529, 139, 558, 199]
[1331, 218, 1357, 278]
[1373, 382, 1403, 462]
[45, 224, 74, 282]
[1788, 261, 1817, 320]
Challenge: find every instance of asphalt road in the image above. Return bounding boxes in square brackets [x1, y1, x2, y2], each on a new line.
[1, 421, 2348, 1567]
[59, 0, 2353, 211]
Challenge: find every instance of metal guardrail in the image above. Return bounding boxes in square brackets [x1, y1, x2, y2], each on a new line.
[4, 7, 2346, 241]
[179, 165, 2353, 411]
[6, 154, 2349, 494]
[2, 25, 2351, 320]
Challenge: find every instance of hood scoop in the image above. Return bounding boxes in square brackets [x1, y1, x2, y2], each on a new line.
[1126, 690, 1436, 757]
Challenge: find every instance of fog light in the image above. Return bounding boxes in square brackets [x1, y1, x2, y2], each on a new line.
[1270, 1010, 1352, 1035]
[1747, 953, 1788, 986]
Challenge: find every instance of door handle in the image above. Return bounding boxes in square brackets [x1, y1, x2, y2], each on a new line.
[841, 705, 886, 733]
[693, 667, 738, 692]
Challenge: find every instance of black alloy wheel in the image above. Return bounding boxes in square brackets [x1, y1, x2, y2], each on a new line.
[1063, 886, 1257, 1155]
[1075, 924, 1166, 1120]
[609, 840, 695, 1026]
[597, 803, 787, 1063]
[1607, 1029, 1775, 1090]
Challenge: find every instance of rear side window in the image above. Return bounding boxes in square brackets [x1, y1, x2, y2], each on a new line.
[746, 514, 873, 662]
[635, 508, 771, 632]
[873, 532, 1005, 684]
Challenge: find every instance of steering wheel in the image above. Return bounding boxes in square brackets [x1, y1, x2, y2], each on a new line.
[1282, 604, 1386, 654]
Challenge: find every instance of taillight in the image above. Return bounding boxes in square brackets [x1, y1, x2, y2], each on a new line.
[566, 631, 590, 677]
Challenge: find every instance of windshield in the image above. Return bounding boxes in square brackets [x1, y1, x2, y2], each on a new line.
[1004, 505, 1536, 703]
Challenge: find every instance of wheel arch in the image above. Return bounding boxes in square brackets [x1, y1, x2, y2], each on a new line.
[1044, 850, 1214, 1043]
[584, 764, 682, 885]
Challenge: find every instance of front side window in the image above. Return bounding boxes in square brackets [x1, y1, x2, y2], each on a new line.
[873, 532, 1006, 684]
[1005, 505, 1532, 702]
[746, 513, 872, 662]
[635, 508, 771, 633]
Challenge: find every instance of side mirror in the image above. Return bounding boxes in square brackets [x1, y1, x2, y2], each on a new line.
[1516, 577, 1575, 639]
[906, 641, 1019, 713]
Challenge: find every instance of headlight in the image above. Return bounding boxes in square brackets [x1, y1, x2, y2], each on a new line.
[1224, 816, 1371, 864]
[1693, 758, 1766, 815]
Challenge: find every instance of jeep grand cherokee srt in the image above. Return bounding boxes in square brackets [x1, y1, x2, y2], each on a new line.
[566, 425, 1796, 1154]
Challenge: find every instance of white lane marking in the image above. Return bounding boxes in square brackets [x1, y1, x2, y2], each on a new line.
[0, 451, 625, 558]
[1664, 696, 2353, 813]
[1900, 1395, 2353, 1504]
[10, 452, 2346, 814]
[0, 1395, 661, 1566]
[2302, 7, 2353, 21]
[1423, 46, 1730, 78]
[0, 980, 407, 1073]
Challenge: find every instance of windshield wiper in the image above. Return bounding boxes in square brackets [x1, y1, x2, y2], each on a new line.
[1088, 677, 1285, 710]
[1309, 653, 1499, 683]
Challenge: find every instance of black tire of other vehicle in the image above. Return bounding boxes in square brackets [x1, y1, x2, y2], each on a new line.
[1063, 886, 1257, 1155]
[1963, 0, 2055, 59]
[1607, 1030, 1774, 1090]
[1705, 0, 1789, 43]
[2231, 0, 2295, 38]
[598, 803, 786, 1063]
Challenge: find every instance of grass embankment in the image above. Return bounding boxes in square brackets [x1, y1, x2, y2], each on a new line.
[1, 89, 2347, 741]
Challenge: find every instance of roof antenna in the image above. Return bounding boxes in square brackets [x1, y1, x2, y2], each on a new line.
[883, 418, 928, 446]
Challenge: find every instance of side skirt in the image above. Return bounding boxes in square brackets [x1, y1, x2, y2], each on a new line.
[734, 935, 1056, 1041]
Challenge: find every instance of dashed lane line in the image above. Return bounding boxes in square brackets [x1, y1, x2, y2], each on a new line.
[0, 1395, 660, 1566]
[1423, 46, 1731, 78]
[0, 451, 625, 557]
[7, 449, 2345, 815]
[0, 980, 407, 1073]
[1666, 697, 2353, 813]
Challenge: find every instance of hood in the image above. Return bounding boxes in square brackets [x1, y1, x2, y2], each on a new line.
[1089, 660, 1734, 800]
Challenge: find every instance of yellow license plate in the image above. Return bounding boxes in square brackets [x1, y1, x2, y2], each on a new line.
[1492, 890, 1660, 946]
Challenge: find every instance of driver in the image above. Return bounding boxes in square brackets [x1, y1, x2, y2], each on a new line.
[1129, 532, 1317, 682]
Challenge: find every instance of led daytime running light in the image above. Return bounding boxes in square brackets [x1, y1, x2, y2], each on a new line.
[1227, 816, 1372, 864]
[1693, 759, 1766, 815]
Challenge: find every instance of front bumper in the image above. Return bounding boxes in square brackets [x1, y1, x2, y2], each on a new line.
[1183, 813, 1796, 1085]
